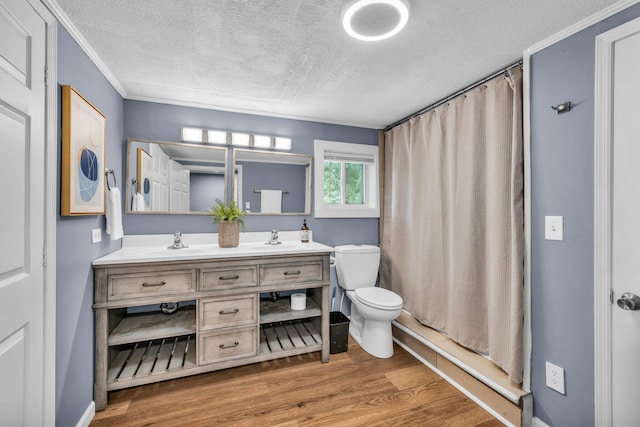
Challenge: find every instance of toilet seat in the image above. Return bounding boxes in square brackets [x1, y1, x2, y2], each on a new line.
[354, 287, 403, 311]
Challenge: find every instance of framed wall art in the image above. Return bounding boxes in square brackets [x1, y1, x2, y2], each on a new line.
[61, 85, 106, 216]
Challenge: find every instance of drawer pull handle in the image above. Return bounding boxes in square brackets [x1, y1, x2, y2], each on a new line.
[219, 308, 239, 315]
[283, 270, 301, 276]
[219, 341, 239, 349]
[142, 280, 167, 287]
[219, 275, 240, 281]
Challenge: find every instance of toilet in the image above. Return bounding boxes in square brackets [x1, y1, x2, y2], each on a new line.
[334, 245, 403, 358]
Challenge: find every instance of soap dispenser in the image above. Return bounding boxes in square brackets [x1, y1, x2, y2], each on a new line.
[301, 219, 310, 243]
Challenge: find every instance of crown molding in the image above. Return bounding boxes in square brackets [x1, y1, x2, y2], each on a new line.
[42, 0, 127, 97]
[525, 0, 640, 56]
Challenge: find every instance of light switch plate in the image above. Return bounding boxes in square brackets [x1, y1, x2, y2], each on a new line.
[92, 228, 102, 244]
[545, 216, 563, 241]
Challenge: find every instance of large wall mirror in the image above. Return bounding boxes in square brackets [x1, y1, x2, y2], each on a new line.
[232, 149, 311, 215]
[126, 138, 228, 214]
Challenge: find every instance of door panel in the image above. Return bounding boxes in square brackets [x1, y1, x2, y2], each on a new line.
[611, 27, 640, 427]
[0, 0, 46, 424]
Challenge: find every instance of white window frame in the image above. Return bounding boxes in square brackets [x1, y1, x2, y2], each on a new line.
[314, 140, 379, 218]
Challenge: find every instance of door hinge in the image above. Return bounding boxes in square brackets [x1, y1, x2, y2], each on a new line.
[610, 289, 614, 304]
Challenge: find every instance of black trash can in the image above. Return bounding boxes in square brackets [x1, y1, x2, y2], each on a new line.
[329, 311, 350, 354]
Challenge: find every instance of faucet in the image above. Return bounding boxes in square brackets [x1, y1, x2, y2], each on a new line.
[168, 231, 188, 249]
[266, 229, 281, 245]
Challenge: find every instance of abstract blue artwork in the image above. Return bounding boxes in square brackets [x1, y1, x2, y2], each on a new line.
[62, 85, 106, 215]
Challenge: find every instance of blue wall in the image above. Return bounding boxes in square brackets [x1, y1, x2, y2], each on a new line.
[56, 27, 124, 427]
[530, 4, 640, 426]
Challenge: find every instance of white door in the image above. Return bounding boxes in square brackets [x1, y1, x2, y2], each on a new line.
[611, 23, 640, 427]
[0, 0, 47, 425]
[169, 160, 190, 212]
[150, 143, 169, 211]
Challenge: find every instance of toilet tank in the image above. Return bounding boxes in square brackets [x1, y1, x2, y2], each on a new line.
[334, 245, 380, 290]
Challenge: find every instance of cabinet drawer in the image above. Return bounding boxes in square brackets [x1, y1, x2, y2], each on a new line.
[200, 265, 258, 291]
[260, 261, 323, 286]
[108, 270, 196, 301]
[198, 326, 257, 365]
[199, 295, 257, 330]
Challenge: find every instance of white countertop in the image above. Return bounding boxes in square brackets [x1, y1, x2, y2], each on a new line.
[93, 231, 333, 266]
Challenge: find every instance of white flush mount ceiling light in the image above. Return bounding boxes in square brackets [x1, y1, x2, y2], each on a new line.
[342, 0, 409, 42]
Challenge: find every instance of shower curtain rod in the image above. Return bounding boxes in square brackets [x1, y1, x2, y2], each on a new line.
[383, 60, 523, 132]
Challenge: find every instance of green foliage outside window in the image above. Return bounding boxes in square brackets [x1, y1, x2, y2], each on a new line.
[323, 161, 365, 205]
[345, 163, 364, 204]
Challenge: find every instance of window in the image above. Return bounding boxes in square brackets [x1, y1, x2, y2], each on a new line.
[314, 140, 379, 218]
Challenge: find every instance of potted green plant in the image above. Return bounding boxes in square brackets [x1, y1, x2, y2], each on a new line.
[207, 198, 246, 248]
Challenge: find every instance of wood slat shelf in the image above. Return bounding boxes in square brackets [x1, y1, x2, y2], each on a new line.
[260, 320, 322, 354]
[108, 308, 196, 346]
[107, 335, 196, 384]
[259, 297, 321, 324]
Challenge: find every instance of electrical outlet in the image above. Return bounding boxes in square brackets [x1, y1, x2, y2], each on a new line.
[92, 228, 102, 244]
[545, 361, 565, 394]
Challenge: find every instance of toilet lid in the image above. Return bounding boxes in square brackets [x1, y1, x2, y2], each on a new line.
[354, 287, 403, 310]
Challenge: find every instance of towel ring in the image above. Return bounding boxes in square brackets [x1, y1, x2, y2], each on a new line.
[105, 169, 116, 190]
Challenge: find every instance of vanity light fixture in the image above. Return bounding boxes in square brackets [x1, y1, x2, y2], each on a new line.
[253, 135, 272, 148]
[274, 137, 292, 151]
[231, 132, 251, 146]
[180, 127, 292, 150]
[181, 127, 204, 143]
[342, 0, 409, 42]
[207, 130, 228, 144]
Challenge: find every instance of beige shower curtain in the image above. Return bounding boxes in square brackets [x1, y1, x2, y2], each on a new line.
[380, 67, 524, 383]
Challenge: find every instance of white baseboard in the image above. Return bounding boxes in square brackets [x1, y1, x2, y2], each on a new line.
[76, 401, 95, 427]
[532, 417, 551, 427]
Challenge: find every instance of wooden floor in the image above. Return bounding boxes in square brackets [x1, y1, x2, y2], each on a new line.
[91, 338, 502, 427]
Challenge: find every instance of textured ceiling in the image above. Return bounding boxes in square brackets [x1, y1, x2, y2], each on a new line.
[55, 0, 619, 128]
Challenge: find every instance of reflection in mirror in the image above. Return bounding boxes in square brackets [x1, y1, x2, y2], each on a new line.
[232, 149, 311, 215]
[126, 139, 227, 214]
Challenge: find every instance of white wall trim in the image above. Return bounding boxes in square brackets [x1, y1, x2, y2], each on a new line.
[526, 0, 640, 56]
[594, 15, 640, 427]
[75, 401, 95, 427]
[522, 52, 532, 394]
[40, 0, 127, 97]
[25, 1, 58, 424]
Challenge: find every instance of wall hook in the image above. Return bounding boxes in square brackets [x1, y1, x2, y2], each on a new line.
[551, 102, 572, 114]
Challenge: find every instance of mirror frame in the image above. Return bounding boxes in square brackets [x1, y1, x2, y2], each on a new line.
[232, 148, 312, 216]
[126, 138, 228, 215]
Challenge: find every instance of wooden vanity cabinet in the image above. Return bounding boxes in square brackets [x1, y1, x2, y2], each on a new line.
[93, 253, 330, 410]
